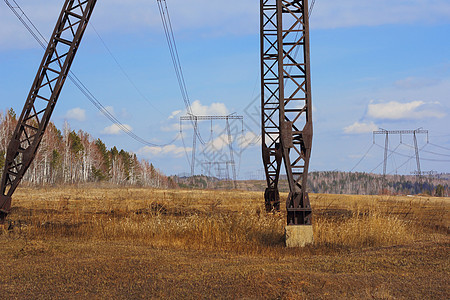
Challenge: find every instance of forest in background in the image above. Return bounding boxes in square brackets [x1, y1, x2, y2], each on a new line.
[174, 172, 449, 197]
[1, 109, 448, 196]
[307, 171, 449, 196]
[0, 109, 176, 189]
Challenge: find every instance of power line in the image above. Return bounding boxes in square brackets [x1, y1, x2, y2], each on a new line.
[401, 143, 450, 157]
[90, 24, 163, 114]
[374, 143, 450, 163]
[5, 0, 179, 148]
[157, 0, 206, 145]
[350, 143, 375, 172]
[428, 142, 450, 152]
[387, 154, 415, 175]
[180, 115, 243, 185]
[371, 143, 401, 173]
[179, 120, 192, 167]
[69, 72, 181, 147]
[156, 0, 191, 115]
[387, 144, 429, 175]
[309, 0, 316, 18]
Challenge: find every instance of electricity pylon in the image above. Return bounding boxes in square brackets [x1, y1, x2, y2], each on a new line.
[260, 0, 313, 227]
[0, 0, 97, 223]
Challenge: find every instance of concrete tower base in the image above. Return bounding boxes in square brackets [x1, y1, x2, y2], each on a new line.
[285, 225, 314, 247]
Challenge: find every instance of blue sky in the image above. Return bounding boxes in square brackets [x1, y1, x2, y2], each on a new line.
[0, 0, 449, 178]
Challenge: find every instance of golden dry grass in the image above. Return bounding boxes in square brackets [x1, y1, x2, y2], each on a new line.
[0, 187, 448, 299]
[3, 187, 448, 252]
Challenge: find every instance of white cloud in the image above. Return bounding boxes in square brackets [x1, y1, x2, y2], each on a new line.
[138, 144, 190, 158]
[101, 124, 132, 135]
[0, 0, 257, 50]
[238, 131, 260, 148]
[344, 121, 378, 134]
[367, 101, 446, 120]
[98, 106, 115, 117]
[2, 1, 450, 50]
[203, 130, 260, 152]
[168, 110, 182, 120]
[161, 121, 194, 132]
[206, 134, 231, 151]
[65, 107, 86, 121]
[163, 100, 230, 132]
[97, 106, 132, 120]
[161, 123, 180, 132]
[0, 0, 450, 48]
[189, 100, 228, 116]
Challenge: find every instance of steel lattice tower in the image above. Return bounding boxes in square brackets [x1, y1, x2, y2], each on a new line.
[180, 115, 243, 188]
[261, 0, 313, 226]
[0, 0, 97, 222]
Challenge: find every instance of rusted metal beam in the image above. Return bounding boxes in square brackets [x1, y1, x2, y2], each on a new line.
[0, 0, 97, 223]
[261, 0, 313, 225]
[261, 0, 283, 212]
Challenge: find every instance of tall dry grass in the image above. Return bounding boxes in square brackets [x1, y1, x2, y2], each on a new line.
[314, 210, 415, 247]
[2, 187, 448, 253]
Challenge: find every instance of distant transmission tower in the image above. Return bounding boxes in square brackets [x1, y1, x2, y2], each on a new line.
[180, 115, 244, 188]
[373, 128, 428, 178]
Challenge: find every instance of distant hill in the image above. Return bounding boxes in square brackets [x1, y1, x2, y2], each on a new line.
[172, 171, 449, 196]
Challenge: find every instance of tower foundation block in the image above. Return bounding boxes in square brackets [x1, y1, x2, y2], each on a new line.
[285, 225, 314, 247]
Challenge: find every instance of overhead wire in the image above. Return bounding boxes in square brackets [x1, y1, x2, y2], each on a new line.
[156, 0, 206, 146]
[370, 143, 401, 173]
[309, 0, 316, 18]
[179, 120, 191, 166]
[5, 0, 179, 148]
[387, 144, 428, 175]
[428, 142, 450, 152]
[236, 118, 246, 178]
[353, 138, 450, 175]
[69, 72, 181, 147]
[156, 0, 191, 115]
[90, 25, 163, 114]
[401, 142, 450, 157]
[374, 142, 450, 164]
[350, 143, 375, 172]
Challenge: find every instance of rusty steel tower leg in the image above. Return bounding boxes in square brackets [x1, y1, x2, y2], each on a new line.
[0, 0, 97, 223]
[261, 0, 283, 212]
[261, 0, 313, 227]
[278, 0, 313, 227]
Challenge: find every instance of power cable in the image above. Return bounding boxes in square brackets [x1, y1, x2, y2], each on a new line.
[156, 0, 191, 115]
[370, 143, 401, 173]
[428, 142, 450, 152]
[236, 118, 246, 178]
[179, 120, 191, 166]
[350, 143, 375, 172]
[309, 0, 316, 18]
[387, 144, 428, 175]
[69, 72, 181, 147]
[5, 0, 179, 148]
[90, 24, 163, 114]
[375, 142, 450, 163]
[401, 143, 450, 157]
[156, 0, 206, 145]
[387, 158, 413, 175]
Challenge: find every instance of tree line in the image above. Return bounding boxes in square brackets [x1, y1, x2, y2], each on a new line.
[174, 171, 449, 196]
[307, 171, 449, 196]
[0, 109, 176, 188]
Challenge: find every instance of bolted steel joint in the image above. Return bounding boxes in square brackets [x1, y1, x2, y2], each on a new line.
[264, 188, 280, 212]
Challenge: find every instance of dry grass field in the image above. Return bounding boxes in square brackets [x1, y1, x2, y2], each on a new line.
[0, 186, 448, 299]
